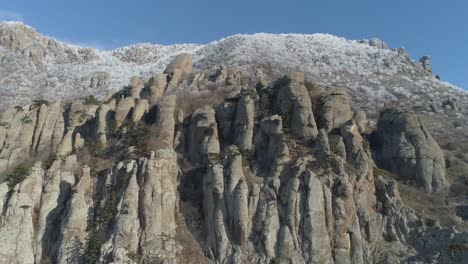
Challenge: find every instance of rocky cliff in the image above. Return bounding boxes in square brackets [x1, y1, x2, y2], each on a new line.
[0, 53, 466, 264]
[0, 23, 467, 264]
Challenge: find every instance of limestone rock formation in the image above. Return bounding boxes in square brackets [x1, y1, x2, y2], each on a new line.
[0, 63, 465, 264]
[274, 74, 318, 140]
[0, 163, 43, 264]
[375, 108, 448, 191]
[149, 74, 168, 102]
[115, 97, 136, 127]
[316, 88, 352, 132]
[419, 55, 432, 74]
[188, 106, 221, 164]
[164, 53, 193, 76]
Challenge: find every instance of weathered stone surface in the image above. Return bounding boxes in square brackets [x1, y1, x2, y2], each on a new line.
[419, 55, 432, 74]
[140, 149, 178, 262]
[164, 53, 193, 76]
[0, 163, 43, 264]
[376, 108, 448, 191]
[233, 92, 256, 151]
[368, 38, 389, 49]
[108, 165, 140, 263]
[315, 128, 331, 159]
[188, 106, 220, 164]
[253, 115, 290, 177]
[128, 77, 145, 98]
[149, 74, 168, 102]
[275, 75, 318, 140]
[115, 97, 135, 127]
[131, 99, 149, 123]
[223, 146, 249, 246]
[0, 68, 464, 264]
[316, 88, 352, 132]
[164, 54, 192, 91]
[353, 110, 367, 134]
[57, 130, 74, 156]
[57, 166, 93, 264]
[96, 104, 111, 145]
[36, 159, 75, 262]
[155, 95, 176, 149]
[303, 170, 334, 263]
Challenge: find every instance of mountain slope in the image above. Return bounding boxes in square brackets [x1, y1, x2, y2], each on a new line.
[0, 22, 466, 110]
[0, 22, 467, 264]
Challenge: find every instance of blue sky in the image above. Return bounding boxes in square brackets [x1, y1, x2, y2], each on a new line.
[0, 0, 467, 89]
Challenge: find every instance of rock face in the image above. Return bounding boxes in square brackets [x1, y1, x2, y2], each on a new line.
[0, 163, 43, 264]
[164, 53, 193, 76]
[0, 68, 465, 264]
[275, 74, 318, 140]
[140, 149, 178, 262]
[315, 88, 352, 132]
[375, 108, 448, 191]
[419, 55, 432, 74]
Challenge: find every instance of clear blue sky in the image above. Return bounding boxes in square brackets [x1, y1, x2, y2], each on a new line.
[1, 0, 467, 89]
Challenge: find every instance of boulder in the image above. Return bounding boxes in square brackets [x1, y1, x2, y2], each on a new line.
[375, 108, 448, 191]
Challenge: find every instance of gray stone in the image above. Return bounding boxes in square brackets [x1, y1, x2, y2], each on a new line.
[376, 108, 448, 191]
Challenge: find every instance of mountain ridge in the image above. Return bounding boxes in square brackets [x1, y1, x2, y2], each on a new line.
[0, 22, 467, 263]
[0, 21, 465, 110]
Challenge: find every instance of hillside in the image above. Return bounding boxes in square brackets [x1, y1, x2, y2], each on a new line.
[0, 22, 467, 264]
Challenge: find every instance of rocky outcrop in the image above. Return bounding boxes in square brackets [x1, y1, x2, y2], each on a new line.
[106, 166, 140, 263]
[57, 166, 93, 264]
[36, 158, 76, 262]
[368, 38, 389, 49]
[188, 106, 220, 165]
[274, 74, 318, 140]
[0, 71, 465, 264]
[233, 92, 256, 152]
[132, 99, 149, 123]
[165, 53, 193, 91]
[253, 115, 290, 177]
[353, 110, 367, 134]
[419, 55, 432, 74]
[149, 74, 168, 102]
[140, 149, 179, 262]
[315, 128, 331, 159]
[316, 88, 352, 132]
[115, 97, 135, 127]
[0, 162, 43, 264]
[375, 108, 448, 191]
[164, 53, 193, 76]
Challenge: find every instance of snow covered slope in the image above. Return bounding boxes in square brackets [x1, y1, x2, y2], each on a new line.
[0, 21, 466, 110]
